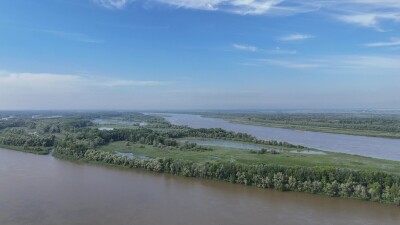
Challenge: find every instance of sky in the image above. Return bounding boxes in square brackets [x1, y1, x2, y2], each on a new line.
[0, 0, 399, 110]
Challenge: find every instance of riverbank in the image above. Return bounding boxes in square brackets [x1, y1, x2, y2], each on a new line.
[2, 148, 399, 225]
[53, 146, 400, 206]
[0, 144, 50, 155]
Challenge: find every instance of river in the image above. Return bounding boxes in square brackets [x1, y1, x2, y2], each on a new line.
[0, 148, 399, 225]
[161, 113, 400, 161]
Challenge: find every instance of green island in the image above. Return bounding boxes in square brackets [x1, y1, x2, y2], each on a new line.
[1, 111, 400, 206]
[200, 112, 400, 139]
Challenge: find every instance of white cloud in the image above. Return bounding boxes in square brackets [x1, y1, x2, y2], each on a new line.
[336, 55, 400, 70]
[232, 44, 258, 52]
[336, 13, 400, 30]
[233, 45, 297, 54]
[279, 34, 314, 41]
[252, 55, 400, 71]
[93, 0, 129, 9]
[365, 38, 400, 47]
[0, 71, 170, 90]
[162, 1, 400, 30]
[0, 72, 81, 91]
[336, 14, 380, 28]
[155, 0, 221, 11]
[258, 59, 320, 68]
[156, 0, 284, 15]
[91, 0, 400, 30]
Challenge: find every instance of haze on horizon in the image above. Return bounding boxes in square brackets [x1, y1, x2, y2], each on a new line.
[1, 0, 400, 110]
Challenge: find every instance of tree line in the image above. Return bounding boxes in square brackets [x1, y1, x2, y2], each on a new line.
[54, 147, 400, 205]
[209, 113, 400, 133]
[0, 130, 55, 148]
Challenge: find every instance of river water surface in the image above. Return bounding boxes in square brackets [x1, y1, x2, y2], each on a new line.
[162, 114, 400, 161]
[0, 148, 399, 225]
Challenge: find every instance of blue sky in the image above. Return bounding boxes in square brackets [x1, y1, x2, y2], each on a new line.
[0, 0, 399, 110]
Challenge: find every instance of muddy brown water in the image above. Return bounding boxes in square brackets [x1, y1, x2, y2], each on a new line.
[0, 148, 399, 225]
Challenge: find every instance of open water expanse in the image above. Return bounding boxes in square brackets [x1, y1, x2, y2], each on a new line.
[0, 148, 399, 225]
[162, 114, 400, 161]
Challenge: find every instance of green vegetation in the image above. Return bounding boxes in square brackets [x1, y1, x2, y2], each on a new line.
[203, 112, 400, 138]
[1, 111, 400, 205]
[97, 140, 400, 174]
[0, 144, 50, 155]
[54, 145, 400, 205]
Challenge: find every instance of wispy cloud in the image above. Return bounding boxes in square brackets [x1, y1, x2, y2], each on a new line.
[0, 71, 174, 110]
[156, 0, 284, 15]
[93, 0, 129, 9]
[233, 45, 297, 54]
[365, 38, 400, 47]
[232, 44, 258, 52]
[258, 59, 320, 69]
[268, 47, 297, 55]
[336, 55, 400, 70]
[91, 1, 400, 30]
[98, 79, 171, 87]
[41, 30, 104, 43]
[336, 13, 400, 31]
[279, 33, 314, 41]
[251, 55, 400, 71]
[94, 0, 317, 15]
[0, 71, 171, 89]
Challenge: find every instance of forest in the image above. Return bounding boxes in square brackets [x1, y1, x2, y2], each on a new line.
[1, 111, 400, 205]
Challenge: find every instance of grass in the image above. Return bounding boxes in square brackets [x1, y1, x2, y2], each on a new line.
[97, 140, 400, 175]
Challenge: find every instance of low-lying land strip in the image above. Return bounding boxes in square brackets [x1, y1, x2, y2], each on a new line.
[202, 112, 400, 139]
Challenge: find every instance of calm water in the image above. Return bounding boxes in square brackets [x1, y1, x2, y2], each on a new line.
[0, 148, 399, 225]
[162, 114, 400, 161]
[98, 127, 114, 131]
[93, 118, 146, 126]
[115, 151, 150, 160]
[180, 139, 265, 150]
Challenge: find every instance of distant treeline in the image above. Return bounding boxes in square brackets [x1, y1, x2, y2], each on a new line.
[207, 113, 400, 134]
[0, 120, 26, 130]
[57, 127, 304, 152]
[54, 147, 400, 205]
[1, 112, 305, 155]
[181, 128, 304, 148]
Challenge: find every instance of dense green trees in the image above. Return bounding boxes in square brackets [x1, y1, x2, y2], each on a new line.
[2, 112, 304, 150]
[170, 128, 304, 148]
[179, 141, 213, 152]
[0, 120, 27, 130]
[0, 131, 55, 147]
[54, 147, 400, 205]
